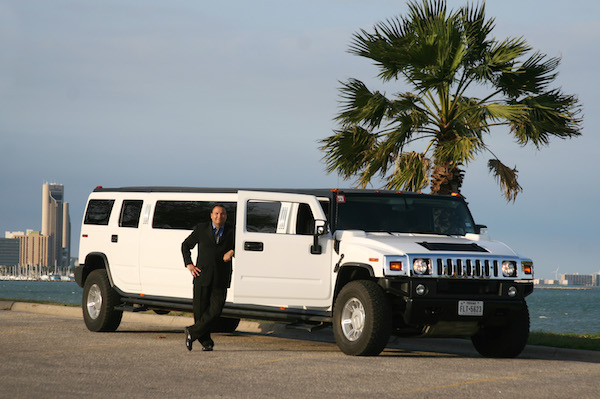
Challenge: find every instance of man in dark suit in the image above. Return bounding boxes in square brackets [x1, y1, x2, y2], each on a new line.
[182, 205, 235, 351]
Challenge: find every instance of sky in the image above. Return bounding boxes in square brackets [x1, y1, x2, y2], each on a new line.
[0, 0, 598, 279]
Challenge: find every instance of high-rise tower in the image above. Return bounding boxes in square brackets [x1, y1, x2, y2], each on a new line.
[41, 183, 70, 268]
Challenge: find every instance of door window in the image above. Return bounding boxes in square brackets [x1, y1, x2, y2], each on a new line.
[119, 200, 143, 228]
[246, 201, 281, 233]
[246, 201, 315, 235]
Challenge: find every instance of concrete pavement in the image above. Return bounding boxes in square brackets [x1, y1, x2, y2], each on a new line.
[2, 301, 600, 398]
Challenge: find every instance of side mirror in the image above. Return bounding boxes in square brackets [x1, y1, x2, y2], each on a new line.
[311, 220, 328, 254]
[315, 219, 328, 235]
[475, 224, 488, 235]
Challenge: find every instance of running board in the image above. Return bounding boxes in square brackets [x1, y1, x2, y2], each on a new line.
[285, 322, 328, 332]
[115, 303, 149, 312]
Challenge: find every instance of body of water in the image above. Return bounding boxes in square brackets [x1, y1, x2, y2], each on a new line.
[1, 281, 598, 335]
[0, 280, 83, 306]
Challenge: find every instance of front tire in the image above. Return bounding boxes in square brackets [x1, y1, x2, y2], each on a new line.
[471, 301, 530, 358]
[82, 269, 123, 332]
[333, 280, 391, 356]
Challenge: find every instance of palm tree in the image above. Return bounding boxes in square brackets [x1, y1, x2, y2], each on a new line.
[321, 0, 582, 201]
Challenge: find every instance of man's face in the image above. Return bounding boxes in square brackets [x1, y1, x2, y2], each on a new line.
[210, 206, 227, 228]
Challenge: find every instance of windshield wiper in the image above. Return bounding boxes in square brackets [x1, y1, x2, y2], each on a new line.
[410, 231, 454, 237]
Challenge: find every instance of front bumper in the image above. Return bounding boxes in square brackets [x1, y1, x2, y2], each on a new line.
[403, 297, 525, 327]
[380, 277, 533, 327]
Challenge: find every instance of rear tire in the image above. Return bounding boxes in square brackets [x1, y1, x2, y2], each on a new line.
[333, 280, 391, 356]
[471, 301, 530, 358]
[82, 269, 123, 332]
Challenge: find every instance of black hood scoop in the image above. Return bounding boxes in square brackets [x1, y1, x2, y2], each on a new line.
[418, 242, 489, 252]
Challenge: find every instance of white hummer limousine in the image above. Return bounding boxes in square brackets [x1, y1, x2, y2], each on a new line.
[76, 186, 534, 357]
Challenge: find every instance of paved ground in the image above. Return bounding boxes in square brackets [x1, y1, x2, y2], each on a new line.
[1, 301, 600, 398]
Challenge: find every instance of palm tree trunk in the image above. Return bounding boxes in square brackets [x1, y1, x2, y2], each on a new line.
[430, 163, 464, 195]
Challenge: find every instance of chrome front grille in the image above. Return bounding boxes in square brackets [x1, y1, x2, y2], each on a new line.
[436, 257, 498, 277]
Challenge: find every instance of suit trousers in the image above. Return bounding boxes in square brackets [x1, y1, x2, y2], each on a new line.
[189, 280, 227, 345]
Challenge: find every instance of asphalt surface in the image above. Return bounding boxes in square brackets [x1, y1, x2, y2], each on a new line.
[2, 301, 600, 398]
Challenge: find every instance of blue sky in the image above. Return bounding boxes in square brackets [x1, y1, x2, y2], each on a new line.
[1, 0, 598, 279]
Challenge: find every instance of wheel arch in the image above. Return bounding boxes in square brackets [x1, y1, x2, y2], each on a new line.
[333, 263, 375, 303]
[81, 252, 114, 287]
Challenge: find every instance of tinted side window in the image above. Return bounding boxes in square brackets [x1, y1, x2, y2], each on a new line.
[246, 201, 281, 233]
[119, 200, 143, 228]
[153, 201, 236, 230]
[296, 203, 315, 235]
[84, 199, 115, 225]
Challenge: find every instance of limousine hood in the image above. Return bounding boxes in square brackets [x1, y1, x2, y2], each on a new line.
[334, 230, 518, 257]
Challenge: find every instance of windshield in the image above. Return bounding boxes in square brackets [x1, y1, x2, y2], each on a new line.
[334, 194, 476, 236]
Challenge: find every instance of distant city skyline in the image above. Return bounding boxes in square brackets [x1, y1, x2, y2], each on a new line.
[0, 183, 70, 275]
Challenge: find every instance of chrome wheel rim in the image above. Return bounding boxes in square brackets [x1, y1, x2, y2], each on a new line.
[87, 284, 102, 320]
[340, 297, 365, 341]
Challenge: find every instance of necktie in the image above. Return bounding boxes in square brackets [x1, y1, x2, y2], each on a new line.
[214, 228, 220, 243]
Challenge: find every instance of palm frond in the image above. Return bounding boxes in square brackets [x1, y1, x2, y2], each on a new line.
[386, 151, 430, 192]
[497, 52, 561, 98]
[319, 126, 378, 178]
[487, 159, 522, 202]
[336, 79, 392, 129]
[460, 1, 495, 65]
[433, 135, 483, 164]
[388, 92, 431, 127]
[484, 102, 528, 122]
[509, 90, 583, 147]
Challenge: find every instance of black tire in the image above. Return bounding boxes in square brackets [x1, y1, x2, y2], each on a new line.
[82, 269, 123, 332]
[471, 301, 530, 358]
[212, 317, 241, 333]
[332, 280, 391, 356]
[152, 309, 171, 315]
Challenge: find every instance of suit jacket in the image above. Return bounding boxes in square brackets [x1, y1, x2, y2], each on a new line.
[181, 222, 235, 288]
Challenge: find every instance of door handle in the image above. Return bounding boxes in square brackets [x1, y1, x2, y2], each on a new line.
[244, 241, 263, 251]
[111, 235, 118, 243]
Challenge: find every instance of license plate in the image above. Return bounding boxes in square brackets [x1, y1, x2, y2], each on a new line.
[458, 300, 483, 316]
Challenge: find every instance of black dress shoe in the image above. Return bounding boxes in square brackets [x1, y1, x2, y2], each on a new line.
[184, 327, 193, 351]
[201, 343, 214, 351]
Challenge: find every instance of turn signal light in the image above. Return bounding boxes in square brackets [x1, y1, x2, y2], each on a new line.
[390, 261, 403, 271]
[522, 261, 533, 275]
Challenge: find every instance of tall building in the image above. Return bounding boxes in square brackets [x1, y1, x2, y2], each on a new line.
[0, 238, 20, 266]
[16, 232, 51, 268]
[41, 183, 70, 268]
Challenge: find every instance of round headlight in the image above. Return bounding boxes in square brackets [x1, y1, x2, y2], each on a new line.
[416, 284, 427, 296]
[413, 259, 431, 275]
[508, 286, 517, 297]
[502, 261, 516, 277]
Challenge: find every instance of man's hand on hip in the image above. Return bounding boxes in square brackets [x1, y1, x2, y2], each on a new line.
[186, 264, 201, 277]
